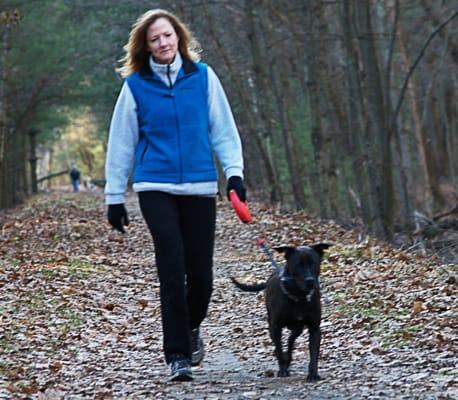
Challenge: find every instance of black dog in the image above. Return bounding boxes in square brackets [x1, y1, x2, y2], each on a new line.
[231, 244, 331, 381]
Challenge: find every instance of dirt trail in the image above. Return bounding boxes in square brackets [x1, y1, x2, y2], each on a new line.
[0, 191, 456, 399]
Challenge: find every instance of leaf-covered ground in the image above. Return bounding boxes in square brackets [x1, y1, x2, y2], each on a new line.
[0, 191, 456, 399]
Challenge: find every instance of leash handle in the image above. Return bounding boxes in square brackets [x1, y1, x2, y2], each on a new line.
[229, 190, 253, 224]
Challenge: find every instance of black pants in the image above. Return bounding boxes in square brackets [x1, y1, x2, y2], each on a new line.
[138, 191, 216, 363]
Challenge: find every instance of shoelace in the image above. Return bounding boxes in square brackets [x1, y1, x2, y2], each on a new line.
[172, 359, 189, 370]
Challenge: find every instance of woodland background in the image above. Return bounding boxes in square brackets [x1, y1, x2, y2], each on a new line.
[0, 0, 457, 241]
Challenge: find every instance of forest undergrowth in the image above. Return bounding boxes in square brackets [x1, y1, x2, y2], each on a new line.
[0, 190, 456, 399]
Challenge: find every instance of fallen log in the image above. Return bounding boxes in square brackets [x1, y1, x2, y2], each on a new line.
[37, 170, 69, 183]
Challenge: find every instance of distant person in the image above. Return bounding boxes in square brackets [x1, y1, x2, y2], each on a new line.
[69, 165, 80, 193]
[104, 9, 246, 381]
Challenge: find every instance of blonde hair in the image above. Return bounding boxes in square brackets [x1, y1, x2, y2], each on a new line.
[116, 9, 202, 78]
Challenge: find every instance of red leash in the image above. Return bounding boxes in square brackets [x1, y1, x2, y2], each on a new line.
[229, 191, 281, 273]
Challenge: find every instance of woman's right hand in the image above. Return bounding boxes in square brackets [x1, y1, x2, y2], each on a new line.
[107, 204, 129, 233]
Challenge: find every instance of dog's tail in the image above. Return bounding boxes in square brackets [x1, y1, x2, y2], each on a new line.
[230, 277, 267, 292]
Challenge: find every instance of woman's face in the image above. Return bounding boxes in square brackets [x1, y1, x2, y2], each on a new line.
[146, 17, 179, 64]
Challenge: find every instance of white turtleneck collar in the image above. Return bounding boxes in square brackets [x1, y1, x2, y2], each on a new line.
[149, 51, 183, 87]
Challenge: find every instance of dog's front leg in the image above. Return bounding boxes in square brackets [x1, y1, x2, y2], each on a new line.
[307, 326, 321, 382]
[270, 324, 288, 377]
[286, 326, 303, 373]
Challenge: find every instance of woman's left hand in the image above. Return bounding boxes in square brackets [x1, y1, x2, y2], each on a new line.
[226, 176, 246, 202]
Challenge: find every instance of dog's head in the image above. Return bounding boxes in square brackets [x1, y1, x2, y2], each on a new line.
[274, 244, 331, 297]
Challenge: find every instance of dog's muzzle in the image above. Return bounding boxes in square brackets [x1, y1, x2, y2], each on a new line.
[304, 277, 316, 290]
[303, 277, 318, 302]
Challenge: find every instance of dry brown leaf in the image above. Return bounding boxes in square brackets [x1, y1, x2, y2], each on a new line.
[60, 287, 74, 295]
[102, 303, 116, 311]
[413, 300, 423, 315]
[49, 361, 63, 373]
[137, 299, 148, 309]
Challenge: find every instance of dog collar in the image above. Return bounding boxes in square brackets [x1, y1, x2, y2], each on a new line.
[279, 276, 301, 302]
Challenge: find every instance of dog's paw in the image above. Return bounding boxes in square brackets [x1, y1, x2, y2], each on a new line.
[277, 370, 290, 377]
[306, 373, 321, 382]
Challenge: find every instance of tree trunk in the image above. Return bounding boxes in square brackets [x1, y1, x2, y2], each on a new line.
[269, 60, 306, 208]
[302, 1, 325, 216]
[354, 0, 393, 238]
[339, 1, 373, 227]
[0, 22, 10, 208]
[29, 129, 38, 193]
[305, 1, 340, 219]
[443, 85, 458, 193]
[242, 0, 283, 202]
[398, 29, 432, 208]
[1, 10, 21, 209]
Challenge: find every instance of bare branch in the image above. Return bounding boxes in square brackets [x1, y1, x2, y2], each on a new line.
[389, 10, 458, 139]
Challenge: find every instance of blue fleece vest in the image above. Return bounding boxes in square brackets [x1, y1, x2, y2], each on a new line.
[126, 59, 217, 184]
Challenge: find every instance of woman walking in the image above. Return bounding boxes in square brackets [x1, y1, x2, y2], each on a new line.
[104, 9, 246, 381]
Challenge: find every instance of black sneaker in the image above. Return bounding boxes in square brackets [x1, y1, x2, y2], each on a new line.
[191, 328, 204, 366]
[170, 355, 193, 382]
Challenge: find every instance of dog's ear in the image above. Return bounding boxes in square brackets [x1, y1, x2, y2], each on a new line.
[311, 243, 332, 257]
[273, 246, 295, 259]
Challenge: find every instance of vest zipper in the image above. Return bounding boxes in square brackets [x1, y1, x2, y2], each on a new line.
[167, 64, 183, 181]
[167, 64, 172, 88]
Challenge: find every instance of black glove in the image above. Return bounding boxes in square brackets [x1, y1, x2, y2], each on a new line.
[226, 176, 246, 202]
[107, 204, 129, 233]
